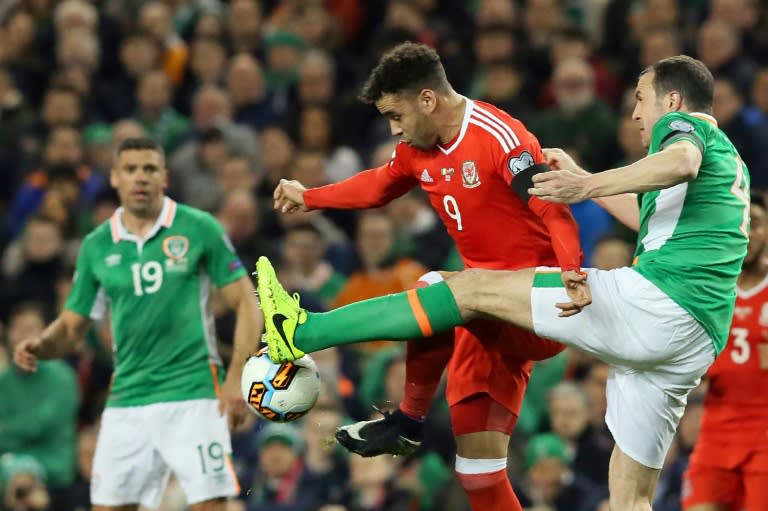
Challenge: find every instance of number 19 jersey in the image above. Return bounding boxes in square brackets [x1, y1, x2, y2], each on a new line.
[66, 198, 247, 407]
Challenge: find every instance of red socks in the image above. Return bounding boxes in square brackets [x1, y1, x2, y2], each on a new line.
[399, 332, 454, 419]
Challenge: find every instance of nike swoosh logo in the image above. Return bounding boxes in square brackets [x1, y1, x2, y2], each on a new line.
[273, 314, 297, 357]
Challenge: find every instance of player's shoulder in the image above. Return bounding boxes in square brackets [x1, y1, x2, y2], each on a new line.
[468, 100, 533, 152]
[653, 111, 705, 136]
[81, 219, 113, 250]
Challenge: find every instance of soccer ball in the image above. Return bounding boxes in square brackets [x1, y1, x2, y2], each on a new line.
[240, 350, 321, 422]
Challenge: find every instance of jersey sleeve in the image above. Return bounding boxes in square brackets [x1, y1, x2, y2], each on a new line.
[65, 238, 104, 319]
[498, 131, 583, 272]
[304, 143, 418, 210]
[651, 112, 706, 153]
[199, 213, 248, 288]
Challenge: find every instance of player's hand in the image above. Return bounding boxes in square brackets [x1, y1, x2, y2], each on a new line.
[556, 270, 592, 317]
[542, 148, 589, 176]
[13, 338, 42, 372]
[274, 179, 309, 214]
[528, 170, 592, 204]
[219, 375, 249, 431]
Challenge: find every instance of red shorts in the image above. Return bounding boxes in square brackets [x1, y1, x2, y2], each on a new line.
[683, 440, 768, 510]
[451, 392, 519, 436]
[445, 318, 565, 422]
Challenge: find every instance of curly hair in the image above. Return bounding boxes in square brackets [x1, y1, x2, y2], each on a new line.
[358, 42, 449, 104]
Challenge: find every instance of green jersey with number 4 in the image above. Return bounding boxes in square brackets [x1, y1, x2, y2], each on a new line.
[66, 198, 247, 407]
[634, 111, 749, 355]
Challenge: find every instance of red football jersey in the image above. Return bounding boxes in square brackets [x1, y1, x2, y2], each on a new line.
[699, 276, 768, 443]
[304, 99, 581, 271]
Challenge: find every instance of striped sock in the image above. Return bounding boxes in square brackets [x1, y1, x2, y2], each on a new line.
[294, 281, 463, 353]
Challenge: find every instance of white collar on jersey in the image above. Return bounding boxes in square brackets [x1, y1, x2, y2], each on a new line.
[689, 112, 718, 127]
[438, 96, 474, 155]
[110, 196, 177, 244]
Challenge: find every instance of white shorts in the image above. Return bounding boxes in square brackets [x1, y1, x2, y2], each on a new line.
[91, 399, 239, 509]
[531, 266, 715, 469]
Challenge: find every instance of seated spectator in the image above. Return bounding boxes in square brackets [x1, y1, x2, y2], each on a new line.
[0, 454, 50, 511]
[548, 382, 612, 487]
[278, 223, 347, 307]
[713, 77, 768, 189]
[133, 70, 189, 154]
[514, 433, 604, 511]
[0, 302, 79, 509]
[530, 58, 619, 171]
[386, 190, 453, 271]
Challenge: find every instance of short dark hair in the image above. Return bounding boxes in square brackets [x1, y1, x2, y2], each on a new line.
[117, 136, 164, 156]
[359, 42, 449, 104]
[641, 55, 714, 113]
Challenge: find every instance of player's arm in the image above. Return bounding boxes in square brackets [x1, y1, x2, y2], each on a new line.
[275, 146, 418, 212]
[532, 141, 702, 203]
[218, 276, 262, 395]
[14, 310, 92, 371]
[504, 146, 590, 316]
[543, 148, 640, 231]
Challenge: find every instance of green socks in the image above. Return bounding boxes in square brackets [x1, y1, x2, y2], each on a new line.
[294, 281, 463, 353]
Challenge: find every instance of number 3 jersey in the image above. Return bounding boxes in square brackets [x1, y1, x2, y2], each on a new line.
[698, 278, 768, 444]
[303, 99, 582, 271]
[66, 198, 247, 407]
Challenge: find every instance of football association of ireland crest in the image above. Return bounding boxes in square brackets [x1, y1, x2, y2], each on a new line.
[461, 160, 480, 188]
[162, 235, 190, 271]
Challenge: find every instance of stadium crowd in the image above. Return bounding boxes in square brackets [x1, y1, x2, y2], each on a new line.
[1, 0, 767, 510]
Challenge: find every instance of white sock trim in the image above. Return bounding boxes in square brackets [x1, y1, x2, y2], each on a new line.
[454, 455, 508, 475]
[418, 271, 444, 286]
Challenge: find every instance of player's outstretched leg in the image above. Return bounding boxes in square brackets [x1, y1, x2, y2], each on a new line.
[255, 256, 308, 362]
[335, 407, 423, 457]
[255, 256, 465, 362]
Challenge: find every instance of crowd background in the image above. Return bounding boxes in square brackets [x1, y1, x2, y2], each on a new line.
[0, 0, 767, 510]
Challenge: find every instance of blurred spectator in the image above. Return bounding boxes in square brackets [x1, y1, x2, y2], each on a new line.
[589, 236, 634, 270]
[548, 382, 611, 487]
[1, 10, 48, 106]
[475, 60, 531, 121]
[81, 123, 114, 174]
[300, 404, 350, 503]
[264, 30, 306, 113]
[226, 53, 275, 131]
[295, 105, 363, 183]
[137, 1, 188, 87]
[530, 58, 619, 170]
[216, 189, 272, 273]
[0, 65, 34, 193]
[474, 0, 517, 27]
[170, 85, 263, 210]
[21, 86, 83, 159]
[615, 116, 647, 165]
[227, 0, 264, 56]
[8, 126, 104, 239]
[278, 223, 347, 307]
[134, 70, 189, 154]
[175, 36, 228, 114]
[386, 190, 454, 270]
[1, 216, 67, 313]
[343, 449, 415, 511]
[752, 67, 768, 116]
[0, 302, 79, 508]
[522, 0, 567, 87]
[696, 18, 757, 96]
[541, 27, 620, 108]
[638, 28, 681, 74]
[514, 433, 603, 511]
[96, 31, 162, 121]
[0, 454, 50, 511]
[257, 125, 296, 201]
[713, 77, 768, 189]
[332, 212, 427, 352]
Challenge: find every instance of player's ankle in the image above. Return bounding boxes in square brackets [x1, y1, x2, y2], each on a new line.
[394, 408, 425, 439]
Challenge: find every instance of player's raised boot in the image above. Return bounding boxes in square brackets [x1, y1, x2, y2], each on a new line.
[335, 409, 422, 457]
[255, 256, 307, 363]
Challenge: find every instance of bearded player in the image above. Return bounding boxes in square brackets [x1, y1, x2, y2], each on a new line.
[682, 194, 768, 511]
[271, 42, 581, 511]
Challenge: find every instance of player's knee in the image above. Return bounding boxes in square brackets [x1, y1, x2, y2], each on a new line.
[454, 455, 508, 490]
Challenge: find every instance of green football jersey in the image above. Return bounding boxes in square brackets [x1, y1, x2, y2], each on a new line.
[66, 198, 247, 407]
[634, 111, 749, 355]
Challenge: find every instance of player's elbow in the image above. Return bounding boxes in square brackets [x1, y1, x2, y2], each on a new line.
[670, 143, 701, 181]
